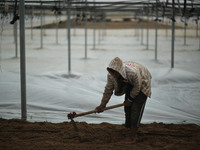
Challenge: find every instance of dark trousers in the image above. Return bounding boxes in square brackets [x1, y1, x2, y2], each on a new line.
[124, 91, 147, 128]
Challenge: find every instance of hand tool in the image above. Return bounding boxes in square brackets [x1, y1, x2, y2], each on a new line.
[67, 103, 124, 131]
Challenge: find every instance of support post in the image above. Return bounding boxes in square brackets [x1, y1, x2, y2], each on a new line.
[199, 32, 200, 51]
[98, 18, 101, 44]
[67, 0, 71, 74]
[66, 9, 68, 39]
[155, 0, 158, 61]
[40, 0, 43, 49]
[19, 0, 27, 121]
[84, 0, 87, 59]
[171, 0, 175, 68]
[56, 10, 58, 44]
[165, 20, 168, 37]
[14, 21, 18, 57]
[73, 12, 76, 36]
[136, 21, 139, 41]
[196, 20, 198, 38]
[184, 17, 187, 45]
[146, 1, 150, 50]
[141, 20, 144, 45]
[31, 6, 33, 40]
[93, 12, 96, 49]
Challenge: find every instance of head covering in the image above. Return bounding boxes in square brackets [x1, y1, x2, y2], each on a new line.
[107, 57, 127, 79]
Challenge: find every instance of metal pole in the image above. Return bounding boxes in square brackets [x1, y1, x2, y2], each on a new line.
[84, 0, 87, 59]
[141, 20, 144, 45]
[196, 20, 198, 38]
[199, 33, 200, 51]
[102, 15, 104, 40]
[56, 11, 58, 44]
[43, 9, 46, 35]
[66, 9, 68, 39]
[155, 23, 158, 60]
[165, 20, 168, 37]
[146, 1, 149, 50]
[100, 18, 103, 41]
[73, 12, 76, 36]
[137, 22, 139, 41]
[171, 0, 175, 68]
[40, 1, 43, 49]
[98, 20, 101, 44]
[184, 17, 186, 45]
[31, 6, 33, 40]
[67, 0, 71, 74]
[19, 0, 27, 121]
[155, 0, 158, 61]
[84, 15, 87, 59]
[134, 16, 138, 37]
[134, 20, 137, 36]
[14, 21, 18, 57]
[93, 12, 96, 49]
[103, 15, 106, 40]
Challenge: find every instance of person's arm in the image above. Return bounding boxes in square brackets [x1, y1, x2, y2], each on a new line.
[96, 74, 114, 112]
[124, 84, 133, 106]
[127, 71, 141, 99]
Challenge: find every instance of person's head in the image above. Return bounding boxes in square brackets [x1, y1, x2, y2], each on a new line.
[107, 57, 126, 79]
[107, 68, 121, 78]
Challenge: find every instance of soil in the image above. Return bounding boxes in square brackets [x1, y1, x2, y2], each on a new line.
[0, 118, 199, 150]
[33, 19, 184, 29]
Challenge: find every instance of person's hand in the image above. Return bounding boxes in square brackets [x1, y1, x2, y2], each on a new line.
[95, 105, 105, 113]
[123, 100, 132, 107]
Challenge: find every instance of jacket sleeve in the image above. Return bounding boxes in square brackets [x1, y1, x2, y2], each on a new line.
[127, 70, 141, 99]
[100, 74, 114, 107]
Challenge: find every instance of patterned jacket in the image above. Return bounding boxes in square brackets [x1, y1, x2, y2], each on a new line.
[100, 57, 152, 107]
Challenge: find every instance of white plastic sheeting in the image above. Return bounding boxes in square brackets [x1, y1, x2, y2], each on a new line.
[0, 27, 200, 125]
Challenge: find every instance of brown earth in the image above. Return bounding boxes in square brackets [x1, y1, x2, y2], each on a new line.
[0, 118, 199, 150]
[34, 19, 184, 29]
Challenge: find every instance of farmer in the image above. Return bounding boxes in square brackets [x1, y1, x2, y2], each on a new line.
[95, 57, 152, 142]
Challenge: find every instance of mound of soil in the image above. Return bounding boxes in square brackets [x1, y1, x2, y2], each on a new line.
[0, 118, 199, 150]
[34, 20, 183, 29]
